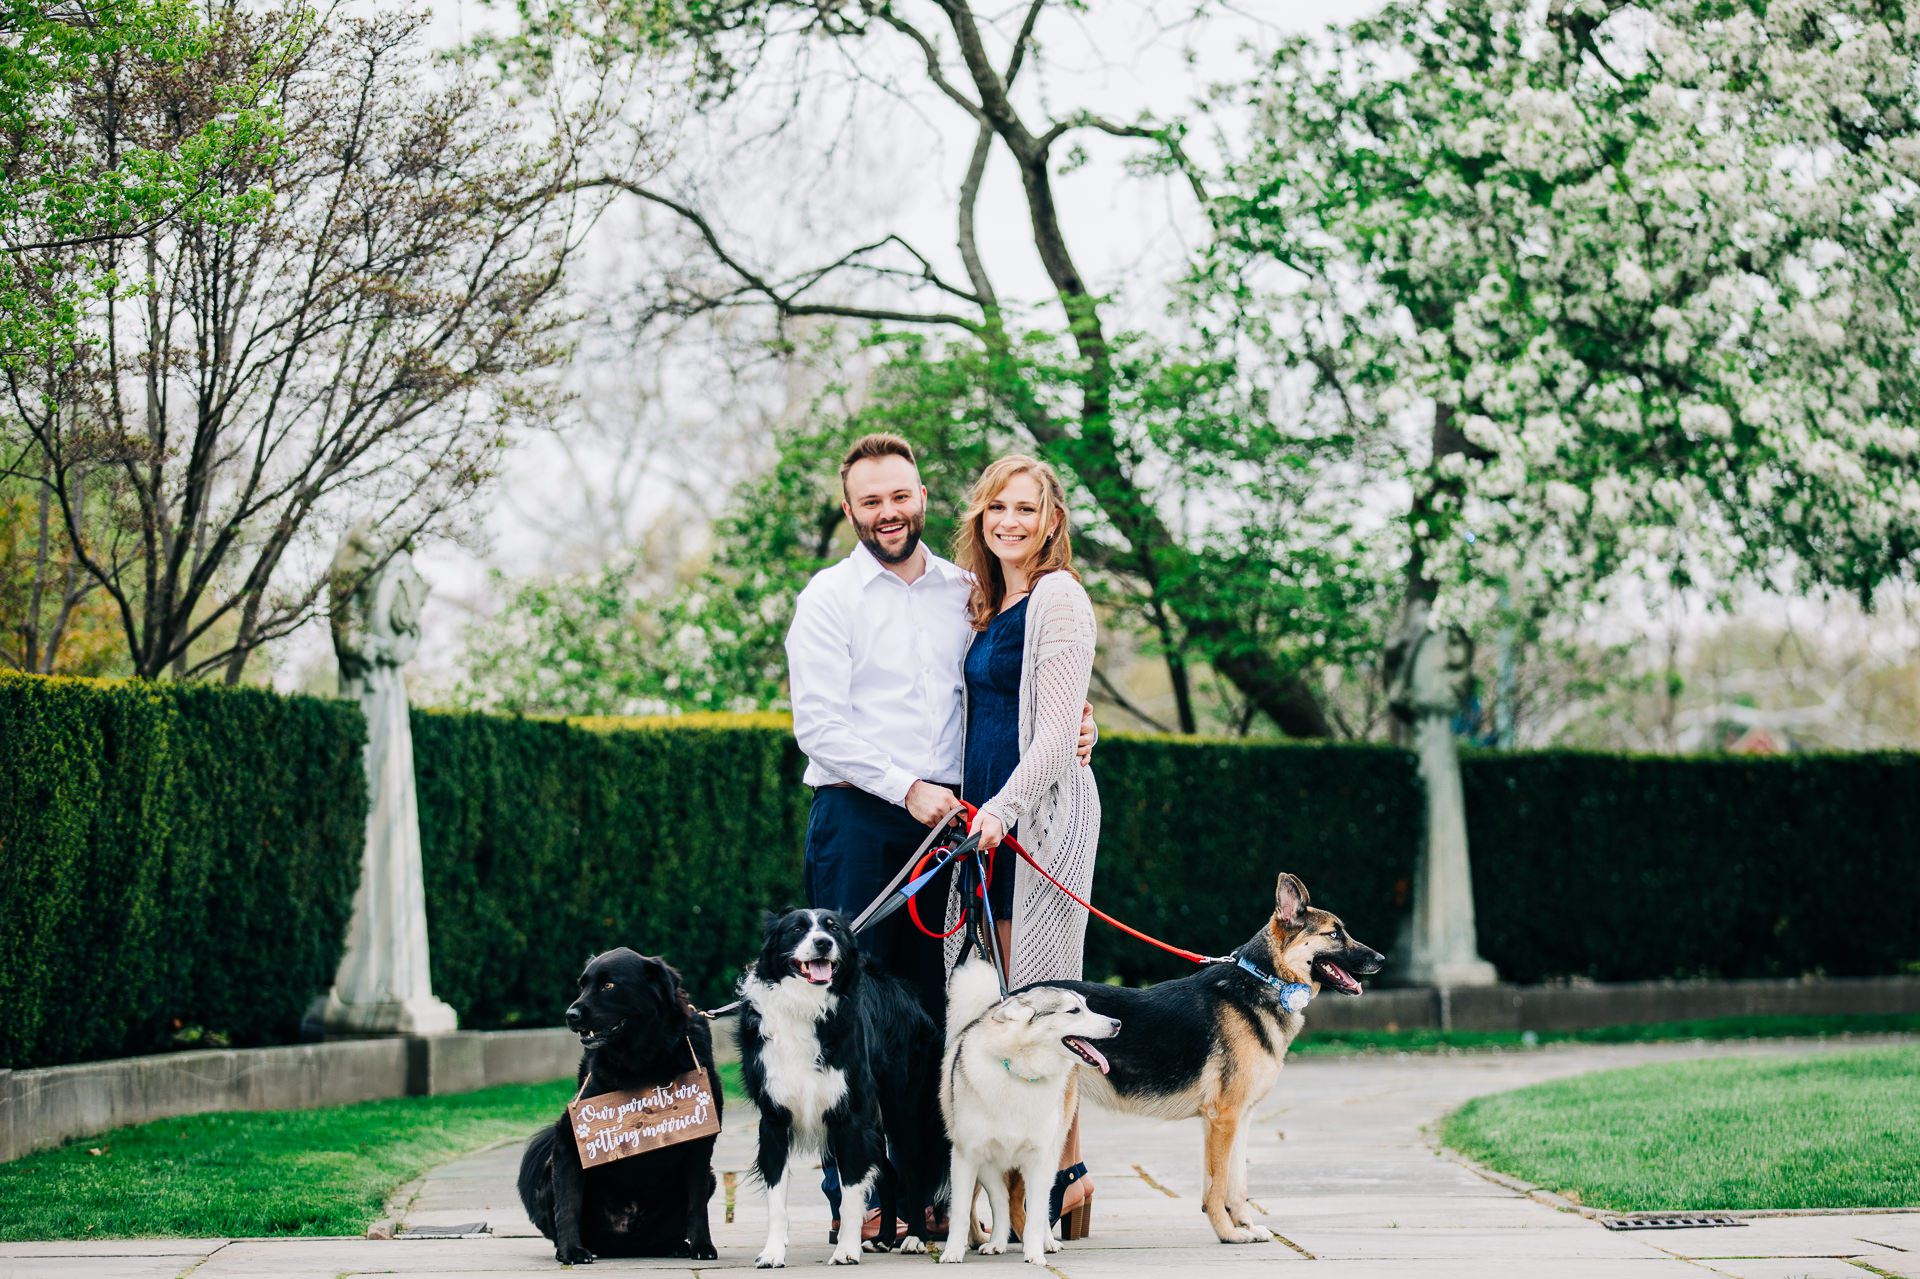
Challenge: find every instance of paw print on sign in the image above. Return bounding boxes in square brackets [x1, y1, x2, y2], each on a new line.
[575, 1124, 591, 1139]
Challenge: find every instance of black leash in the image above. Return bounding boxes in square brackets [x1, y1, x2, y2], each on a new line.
[695, 808, 973, 1020]
[954, 844, 1009, 996]
[848, 809, 971, 933]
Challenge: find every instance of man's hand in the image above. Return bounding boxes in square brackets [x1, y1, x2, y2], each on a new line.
[905, 779, 963, 828]
[1077, 700, 1098, 766]
[969, 807, 1008, 852]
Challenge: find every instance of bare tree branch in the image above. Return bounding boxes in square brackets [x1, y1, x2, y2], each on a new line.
[1090, 660, 1174, 734]
[5, 8, 608, 679]
[573, 175, 984, 331]
[1036, 113, 1212, 208]
[869, 9, 990, 125]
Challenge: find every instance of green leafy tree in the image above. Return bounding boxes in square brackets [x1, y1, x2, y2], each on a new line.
[461, 329, 1392, 727]
[471, 0, 1391, 735]
[1, 0, 282, 375]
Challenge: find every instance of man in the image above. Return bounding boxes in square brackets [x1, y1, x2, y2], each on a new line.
[785, 433, 1094, 1238]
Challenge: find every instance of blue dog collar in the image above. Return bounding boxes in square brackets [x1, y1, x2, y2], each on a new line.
[1235, 953, 1314, 1014]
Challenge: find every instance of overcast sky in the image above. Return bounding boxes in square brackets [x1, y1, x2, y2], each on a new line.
[258, 0, 1920, 748]
[280, 0, 1388, 694]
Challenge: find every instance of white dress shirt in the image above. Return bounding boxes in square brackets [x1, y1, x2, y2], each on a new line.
[786, 542, 974, 805]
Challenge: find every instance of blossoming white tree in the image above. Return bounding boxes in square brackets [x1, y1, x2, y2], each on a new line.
[1210, 0, 1920, 978]
[1219, 0, 1920, 623]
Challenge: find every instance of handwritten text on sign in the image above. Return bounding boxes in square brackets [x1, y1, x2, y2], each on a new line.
[568, 1068, 721, 1168]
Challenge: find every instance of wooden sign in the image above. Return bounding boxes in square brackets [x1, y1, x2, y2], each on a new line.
[569, 1068, 721, 1168]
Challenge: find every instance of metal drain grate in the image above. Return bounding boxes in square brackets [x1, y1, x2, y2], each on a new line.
[1602, 1214, 1744, 1231]
[400, 1222, 492, 1238]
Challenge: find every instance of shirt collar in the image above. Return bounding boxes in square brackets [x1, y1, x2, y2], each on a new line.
[850, 540, 966, 588]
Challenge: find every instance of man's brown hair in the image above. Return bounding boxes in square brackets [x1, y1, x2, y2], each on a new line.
[839, 433, 918, 495]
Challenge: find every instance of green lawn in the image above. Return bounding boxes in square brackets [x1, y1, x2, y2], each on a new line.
[1440, 1044, 1920, 1212]
[1291, 1012, 1920, 1054]
[0, 1063, 746, 1241]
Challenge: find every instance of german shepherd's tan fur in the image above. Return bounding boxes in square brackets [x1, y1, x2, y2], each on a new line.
[1031, 872, 1383, 1243]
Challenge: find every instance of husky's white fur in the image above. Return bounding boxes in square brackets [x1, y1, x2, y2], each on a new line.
[938, 958, 1121, 1266]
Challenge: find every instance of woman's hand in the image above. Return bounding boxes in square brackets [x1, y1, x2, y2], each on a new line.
[969, 808, 1007, 851]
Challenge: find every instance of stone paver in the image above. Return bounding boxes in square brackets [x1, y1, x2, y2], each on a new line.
[2, 1038, 1914, 1279]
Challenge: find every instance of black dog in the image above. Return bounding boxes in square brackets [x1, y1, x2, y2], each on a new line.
[517, 948, 721, 1263]
[738, 908, 947, 1267]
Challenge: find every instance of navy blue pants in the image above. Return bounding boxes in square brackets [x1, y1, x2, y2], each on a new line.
[804, 785, 955, 1222]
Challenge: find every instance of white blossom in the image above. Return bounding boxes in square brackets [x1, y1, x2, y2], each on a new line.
[1613, 259, 1654, 300]
[1228, 0, 1920, 631]
[1680, 402, 1735, 439]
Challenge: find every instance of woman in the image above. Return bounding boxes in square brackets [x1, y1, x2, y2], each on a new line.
[946, 453, 1101, 1240]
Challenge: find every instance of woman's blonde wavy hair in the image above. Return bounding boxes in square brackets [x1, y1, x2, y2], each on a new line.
[954, 454, 1077, 631]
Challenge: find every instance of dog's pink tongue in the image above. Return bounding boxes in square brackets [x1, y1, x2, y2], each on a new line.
[803, 959, 833, 984]
[1067, 1037, 1110, 1074]
[1321, 962, 1362, 994]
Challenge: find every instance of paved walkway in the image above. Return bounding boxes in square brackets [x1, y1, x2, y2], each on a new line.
[4, 1039, 1915, 1279]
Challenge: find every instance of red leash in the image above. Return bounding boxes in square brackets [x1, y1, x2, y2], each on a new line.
[909, 801, 1222, 966]
[905, 840, 971, 939]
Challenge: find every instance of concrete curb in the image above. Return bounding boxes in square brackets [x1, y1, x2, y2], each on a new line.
[1433, 1130, 1920, 1222]
[2, 1022, 747, 1166]
[381, 1134, 525, 1233]
[1307, 973, 1920, 1034]
[0, 1028, 580, 1163]
[1422, 1125, 1611, 1221]
[5, 974, 1909, 1166]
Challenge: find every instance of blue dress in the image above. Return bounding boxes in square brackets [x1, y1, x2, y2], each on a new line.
[964, 596, 1028, 919]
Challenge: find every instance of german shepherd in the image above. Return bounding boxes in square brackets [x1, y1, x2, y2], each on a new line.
[1032, 872, 1383, 1244]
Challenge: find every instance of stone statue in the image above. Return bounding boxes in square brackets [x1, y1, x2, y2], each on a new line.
[1385, 598, 1498, 988]
[314, 523, 458, 1036]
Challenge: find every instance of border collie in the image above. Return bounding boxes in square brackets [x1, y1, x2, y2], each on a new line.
[737, 908, 947, 1267]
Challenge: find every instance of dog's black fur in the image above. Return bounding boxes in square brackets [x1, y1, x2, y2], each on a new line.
[1026, 873, 1386, 1242]
[738, 908, 948, 1256]
[1043, 886, 1384, 1101]
[517, 948, 720, 1264]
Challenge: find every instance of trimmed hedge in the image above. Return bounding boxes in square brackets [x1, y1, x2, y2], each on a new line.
[1463, 750, 1920, 985]
[408, 714, 1920, 1027]
[407, 713, 1421, 1023]
[1083, 734, 1420, 986]
[10, 686, 1918, 1065]
[410, 710, 813, 1023]
[0, 674, 365, 1068]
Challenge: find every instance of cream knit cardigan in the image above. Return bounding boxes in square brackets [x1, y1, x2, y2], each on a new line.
[942, 570, 1101, 988]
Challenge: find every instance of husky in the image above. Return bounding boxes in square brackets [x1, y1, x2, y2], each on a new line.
[937, 957, 1121, 1266]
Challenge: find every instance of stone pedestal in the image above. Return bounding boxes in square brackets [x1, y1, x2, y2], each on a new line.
[317, 526, 457, 1037]
[1398, 715, 1498, 987]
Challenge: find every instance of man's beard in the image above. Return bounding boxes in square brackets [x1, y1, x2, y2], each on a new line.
[853, 507, 925, 565]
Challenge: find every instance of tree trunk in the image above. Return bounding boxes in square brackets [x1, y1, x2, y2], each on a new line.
[1386, 402, 1496, 986]
[1000, 134, 1330, 736]
[913, 2, 1334, 737]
